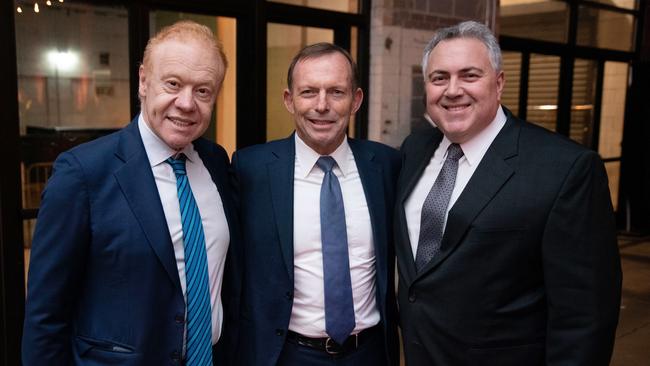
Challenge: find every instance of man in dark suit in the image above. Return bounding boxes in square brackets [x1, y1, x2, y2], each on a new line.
[232, 43, 399, 365]
[396, 21, 621, 365]
[22, 21, 241, 365]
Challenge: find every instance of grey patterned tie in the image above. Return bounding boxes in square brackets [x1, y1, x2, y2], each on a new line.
[415, 143, 464, 272]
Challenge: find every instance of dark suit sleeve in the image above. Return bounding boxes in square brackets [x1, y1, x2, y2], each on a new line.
[542, 150, 622, 365]
[22, 152, 90, 365]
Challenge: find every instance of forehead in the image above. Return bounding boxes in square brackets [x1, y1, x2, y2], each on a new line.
[427, 38, 492, 72]
[292, 53, 353, 86]
[149, 39, 223, 78]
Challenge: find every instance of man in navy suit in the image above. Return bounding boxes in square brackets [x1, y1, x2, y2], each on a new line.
[22, 21, 241, 365]
[232, 43, 399, 365]
[396, 21, 621, 365]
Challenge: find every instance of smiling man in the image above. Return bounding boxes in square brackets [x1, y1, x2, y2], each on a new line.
[22, 21, 241, 366]
[395, 21, 621, 366]
[232, 43, 399, 366]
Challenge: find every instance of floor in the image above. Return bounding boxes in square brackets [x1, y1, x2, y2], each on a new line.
[611, 235, 650, 366]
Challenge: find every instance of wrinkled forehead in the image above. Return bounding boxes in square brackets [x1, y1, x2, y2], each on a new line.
[146, 37, 224, 73]
[293, 53, 354, 87]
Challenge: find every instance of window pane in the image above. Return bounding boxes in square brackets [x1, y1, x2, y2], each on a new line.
[577, 5, 635, 52]
[605, 161, 620, 211]
[500, 0, 568, 43]
[270, 0, 359, 13]
[599, 61, 628, 159]
[589, 0, 638, 10]
[527, 54, 560, 132]
[149, 12, 238, 156]
[502, 51, 522, 116]
[570, 59, 598, 146]
[15, 2, 130, 134]
[266, 23, 334, 141]
[15, 1, 130, 252]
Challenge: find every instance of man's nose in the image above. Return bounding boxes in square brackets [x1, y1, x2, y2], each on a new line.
[444, 77, 464, 98]
[315, 90, 329, 113]
[175, 88, 196, 111]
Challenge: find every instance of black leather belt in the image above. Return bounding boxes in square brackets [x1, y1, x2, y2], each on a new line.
[286, 324, 380, 356]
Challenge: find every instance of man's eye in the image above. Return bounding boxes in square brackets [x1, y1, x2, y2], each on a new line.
[301, 90, 316, 96]
[166, 80, 179, 88]
[431, 76, 447, 84]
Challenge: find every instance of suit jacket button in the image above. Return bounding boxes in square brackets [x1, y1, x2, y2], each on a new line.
[276, 329, 285, 336]
[175, 314, 184, 323]
[408, 293, 416, 302]
[285, 291, 293, 300]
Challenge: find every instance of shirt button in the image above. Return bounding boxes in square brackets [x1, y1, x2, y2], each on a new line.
[275, 329, 285, 336]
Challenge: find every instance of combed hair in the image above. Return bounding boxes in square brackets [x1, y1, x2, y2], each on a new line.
[421, 20, 502, 78]
[287, 42, 358, 90]
[142, 20, 228, 72]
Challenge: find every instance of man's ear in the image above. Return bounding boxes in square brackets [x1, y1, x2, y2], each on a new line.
[351, 87, 364, 114]
[283, 89, 295, 114]
[495, 70, 505, 102]
[138, 64, 147, 100]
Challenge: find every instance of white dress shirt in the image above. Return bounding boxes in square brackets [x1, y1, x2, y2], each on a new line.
[138, 114, 229, 345]
[405, 106, 507, 258]
[289, 134, 380, 337]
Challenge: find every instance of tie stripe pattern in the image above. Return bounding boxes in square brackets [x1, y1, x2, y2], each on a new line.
[317, 156, 356, 345]
[167, 156, 213, 366]
[415, 143, 464, 272]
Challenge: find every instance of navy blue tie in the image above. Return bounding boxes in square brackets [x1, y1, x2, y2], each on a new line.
[166, 155, 213, 366]
[316, 156, 356, 345]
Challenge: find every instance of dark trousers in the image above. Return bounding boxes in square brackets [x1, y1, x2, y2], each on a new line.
[277, 330, 388, 366]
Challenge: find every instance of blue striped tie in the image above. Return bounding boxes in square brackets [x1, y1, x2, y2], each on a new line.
[167, 155, 213, 366]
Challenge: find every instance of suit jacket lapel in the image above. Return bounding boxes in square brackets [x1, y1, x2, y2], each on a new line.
[349, 139, 388, 303]
[113, 120, 181, 291]
[416, 116, 519, 278]
[267, 137, 296, 281]
[398, 131, 443, 285]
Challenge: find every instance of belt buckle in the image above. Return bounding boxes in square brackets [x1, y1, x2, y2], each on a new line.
[324, 337, 340, 355]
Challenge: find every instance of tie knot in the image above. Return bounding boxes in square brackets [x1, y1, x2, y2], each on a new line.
[447, 143, 464, 161]
[316, 156, 336, 173]
[166, 154, 187, 176]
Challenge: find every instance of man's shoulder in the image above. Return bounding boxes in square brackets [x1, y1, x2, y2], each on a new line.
[64, 127, 126, 163]
[516, 117, 593, 158]
[234, 136, 292, 159]
[400, 126, 439, 153]
[192, 137, 229, 160]
[349, 138, 399, 159]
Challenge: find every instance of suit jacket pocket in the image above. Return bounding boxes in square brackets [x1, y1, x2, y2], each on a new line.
[74, 335, 141, 365]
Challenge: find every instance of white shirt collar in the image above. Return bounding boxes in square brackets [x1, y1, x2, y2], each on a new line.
[434, 106, 507, 166]
[138, 113, 198, 167]
[294, 133, 351, 178]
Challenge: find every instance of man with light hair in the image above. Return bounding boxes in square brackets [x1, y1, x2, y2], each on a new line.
[395, 20, 621, 365]
[22, 21, 241, 366]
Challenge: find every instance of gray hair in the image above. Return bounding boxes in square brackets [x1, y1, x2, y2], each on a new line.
[421, 21, 502, 78]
